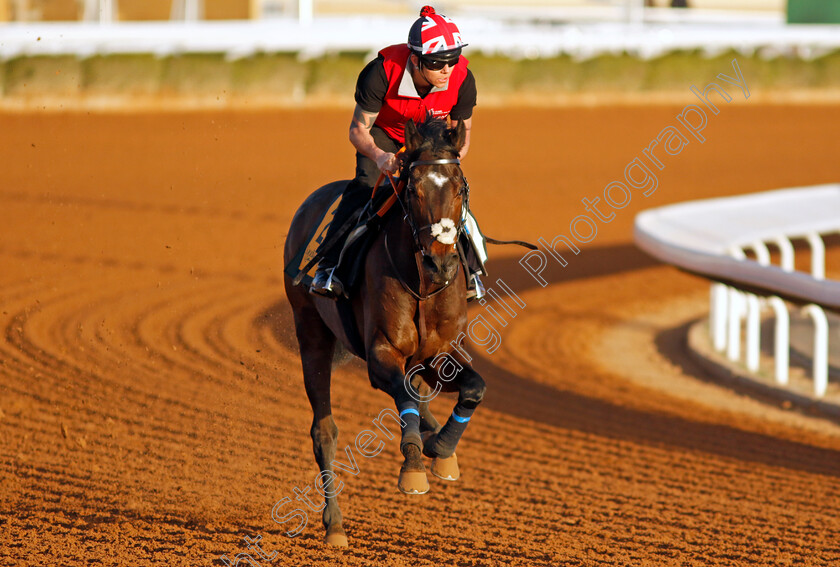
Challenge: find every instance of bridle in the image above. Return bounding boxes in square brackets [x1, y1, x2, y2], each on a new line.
[375, 152, 472, 370]
[381, 155, 469, 301]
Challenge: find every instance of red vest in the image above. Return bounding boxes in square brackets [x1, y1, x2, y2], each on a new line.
[375, 44, 469, 144]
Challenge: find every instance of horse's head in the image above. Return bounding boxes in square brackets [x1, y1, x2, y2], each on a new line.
[401, 118, 468, 286]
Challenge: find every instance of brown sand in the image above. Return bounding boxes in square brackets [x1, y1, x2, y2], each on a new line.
[1, 104, 840, 566]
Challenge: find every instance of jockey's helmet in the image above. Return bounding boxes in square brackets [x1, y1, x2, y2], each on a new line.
[407, 6, 467, 67]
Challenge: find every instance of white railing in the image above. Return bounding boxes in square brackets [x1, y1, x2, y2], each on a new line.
[3, 15, 839, 62]
[5, 1, 787, 25]
[635, 184, 840, 398]
[1, 1, 836, 61]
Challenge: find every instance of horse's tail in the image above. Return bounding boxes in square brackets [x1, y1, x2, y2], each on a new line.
[484, 236, 538, 250]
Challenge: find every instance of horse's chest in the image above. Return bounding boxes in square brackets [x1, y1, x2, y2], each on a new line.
[414, 309, 464, 356]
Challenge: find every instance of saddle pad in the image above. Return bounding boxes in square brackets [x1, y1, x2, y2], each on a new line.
[284, 191, 343, 286]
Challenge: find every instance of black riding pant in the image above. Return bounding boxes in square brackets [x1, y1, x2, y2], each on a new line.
[318, 126, 402, 267]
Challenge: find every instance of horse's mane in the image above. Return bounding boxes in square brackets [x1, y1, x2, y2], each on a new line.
[408, 118, 459, 160]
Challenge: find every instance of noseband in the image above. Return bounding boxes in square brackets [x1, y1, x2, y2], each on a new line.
[383, 156, 469, 301]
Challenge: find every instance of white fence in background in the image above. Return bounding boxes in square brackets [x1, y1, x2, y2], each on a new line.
[1, 0, 835, 61]
[634, 184, 840, 398]
[2, 14, 840, 61]
[3, 1, 786, 24]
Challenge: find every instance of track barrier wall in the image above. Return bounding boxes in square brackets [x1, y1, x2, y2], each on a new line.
[635, 185, 840, 399]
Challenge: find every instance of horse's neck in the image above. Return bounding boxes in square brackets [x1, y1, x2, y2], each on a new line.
[384, 212, 415, 262]
[382, 213, 424, 291]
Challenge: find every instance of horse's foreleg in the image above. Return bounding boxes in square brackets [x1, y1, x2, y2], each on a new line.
[426, 366, 485, 461]
[294, 306, 347, 546]
[368, 346, 429, 495]
[410, 370, 442, 435]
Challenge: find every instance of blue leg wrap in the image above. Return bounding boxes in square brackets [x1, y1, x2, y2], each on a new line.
[431, 405, 475, 459]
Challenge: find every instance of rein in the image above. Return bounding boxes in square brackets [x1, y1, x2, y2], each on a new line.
[383, 232, 453, 302]
[370, 156, 462, 217]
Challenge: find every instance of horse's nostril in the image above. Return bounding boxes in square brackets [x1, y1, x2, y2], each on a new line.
[443, 253, 460, 274]
[422, 255, 439, 273]
[422, 254, 459, 283]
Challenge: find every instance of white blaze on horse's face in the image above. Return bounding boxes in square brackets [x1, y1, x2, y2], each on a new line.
[427, 171, 448, 189]
[430, 218, 458, 245]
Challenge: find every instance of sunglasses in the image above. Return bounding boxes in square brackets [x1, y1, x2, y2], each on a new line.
[420, 56, 458, 71]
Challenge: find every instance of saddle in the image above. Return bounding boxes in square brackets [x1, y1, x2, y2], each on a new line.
[285, 180, 393, 293]
[331, 194, 391, 293]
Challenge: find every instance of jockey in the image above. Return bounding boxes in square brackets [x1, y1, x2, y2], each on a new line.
[310, 5, 487, 300]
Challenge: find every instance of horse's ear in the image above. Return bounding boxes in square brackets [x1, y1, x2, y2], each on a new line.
[449, 120, 467, 153]
[404, 119, 422, 153]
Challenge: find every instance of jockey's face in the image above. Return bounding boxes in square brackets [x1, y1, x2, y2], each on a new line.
[411, 54, 454, 90]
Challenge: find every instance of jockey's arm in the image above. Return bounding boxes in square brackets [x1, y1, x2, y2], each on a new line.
[349, 104, 399, 174]
[458, 117, 472, 161]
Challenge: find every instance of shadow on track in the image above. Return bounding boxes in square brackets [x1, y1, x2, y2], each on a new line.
[656, 319, 840, 426]
[486, 242, 661, 295]
[473, 354, 840, 479]
[476, 243, 840, 479]
[254, 299, 300, 354]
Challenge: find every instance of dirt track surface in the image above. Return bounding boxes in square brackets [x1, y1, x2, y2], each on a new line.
[2, 105, 840, 566]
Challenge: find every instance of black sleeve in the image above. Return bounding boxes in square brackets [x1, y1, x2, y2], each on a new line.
[450, 68, 477, 121]
[354, 56, 389, 113]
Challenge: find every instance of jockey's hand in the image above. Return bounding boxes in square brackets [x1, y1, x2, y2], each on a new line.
[376, 152, 399, 175]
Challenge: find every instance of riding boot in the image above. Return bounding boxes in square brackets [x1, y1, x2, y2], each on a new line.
[466, 273, 486, 302]
[461, 209, 488, 303]
[308, 179, 371, 298]
[310, 265, 344, 298]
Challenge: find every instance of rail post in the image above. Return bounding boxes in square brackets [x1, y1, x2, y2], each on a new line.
[768, 297, 789, 385]
[710, 283, 729, 351]
[806, 232, 825, 280]
[802, 304, 829, 397]
[772, 236, 795, 272]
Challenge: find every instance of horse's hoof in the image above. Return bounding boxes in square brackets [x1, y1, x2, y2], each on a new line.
[325, 530, 348, 547]
[398, 470, 430, 494]
[432, 453, 460, 481]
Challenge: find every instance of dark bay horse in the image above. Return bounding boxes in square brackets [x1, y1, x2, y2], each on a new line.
[283, 118, 486, 546]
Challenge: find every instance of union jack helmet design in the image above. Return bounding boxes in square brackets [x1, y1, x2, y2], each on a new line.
[407, 6, 467, 56]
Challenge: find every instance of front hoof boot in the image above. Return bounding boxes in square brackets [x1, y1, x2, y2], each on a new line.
[431, 453, 460, 481]
[398, 470, 430, 494]
[324, 527, 349, 547]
